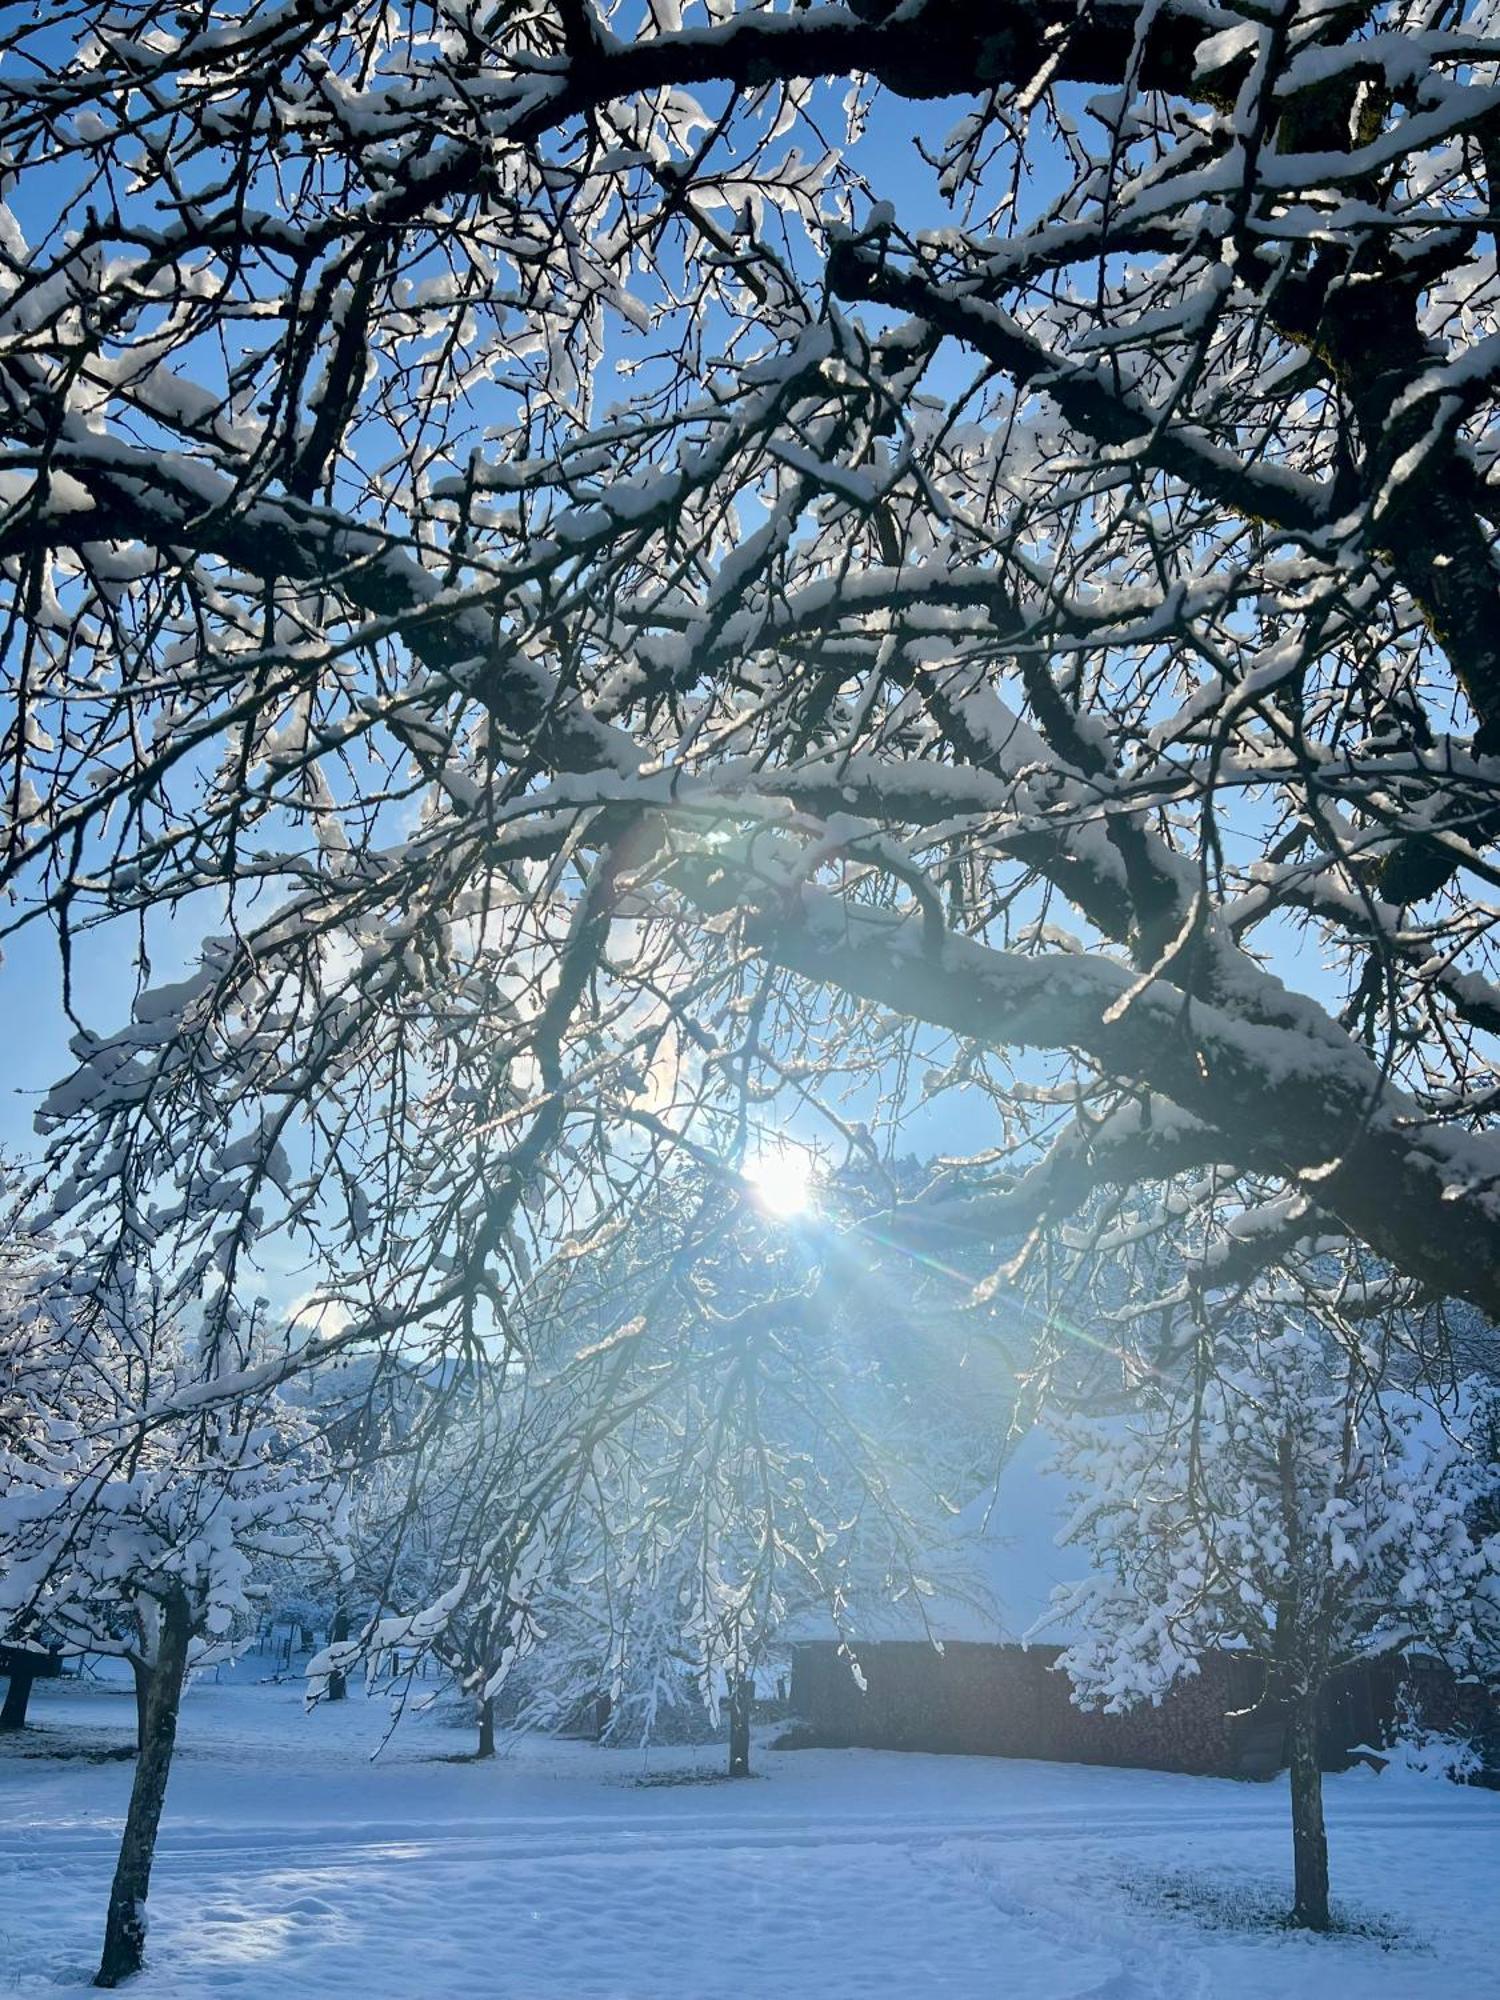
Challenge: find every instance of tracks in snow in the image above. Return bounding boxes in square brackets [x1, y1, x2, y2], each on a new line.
[0, 1796, 1474, 1879]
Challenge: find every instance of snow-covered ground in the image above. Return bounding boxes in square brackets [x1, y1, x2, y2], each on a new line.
[2, 1665, 1495, 1999]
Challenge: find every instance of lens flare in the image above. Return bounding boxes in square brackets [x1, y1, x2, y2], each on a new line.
[744, 1145, 815, 1218]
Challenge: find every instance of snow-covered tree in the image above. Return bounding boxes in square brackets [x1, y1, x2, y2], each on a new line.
[308, 1358, 558, 1758]
[12, 6, 1500, 1962]
[1047, 1327, 1500, 1929]
[6, 0, 1500, 1422]
[0, 1162, 57, 1728]
[317, 1166, 990, 1774]
[0, 1265, 346, 1986]
[497, 1174, 1002, 1772]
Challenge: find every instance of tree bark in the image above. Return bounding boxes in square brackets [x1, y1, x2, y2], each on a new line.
[728, 1676, 752, 1779]
[131, 1658, 151, 1756]
[1288, 1687, 1330, 1932]
[0, 1663, 35, 1730]
[476, 1694, 495, 1760]
[326, 1606, 350, 1702]
[96, 1590, 192, 1988]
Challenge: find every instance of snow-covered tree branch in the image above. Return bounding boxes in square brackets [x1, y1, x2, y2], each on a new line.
[7, 0, 1500, 1408]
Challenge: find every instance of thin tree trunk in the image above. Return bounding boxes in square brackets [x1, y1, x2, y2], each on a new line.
[0, 1663, 35, 1730]
[728, 1676, 752, 1779]
[96, 1591, 192, 1988]
[476, 1694, 495, 1759]
[1273, 1427, 1331, 1932]
[326, 1606, 349, 1702]
[1288, 1687, 1330, 1931]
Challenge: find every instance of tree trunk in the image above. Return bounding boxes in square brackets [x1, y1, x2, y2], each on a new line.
[728, 1676, 752, 1779]
[1288, 1687, 1330, 1932]
[326, 1606, 350, 1702]
[131, 1658, 151, 1756]
[0, 1662, 35, 1730]
[476, 1694, 495, 1760]
[593, 1691, 612, 1742]
[96, 1591, 192, 1988]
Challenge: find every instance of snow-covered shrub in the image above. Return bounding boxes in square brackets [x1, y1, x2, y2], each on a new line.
[1367, 1685, 1487, 1785]
[1370, 1727, 1485, 1786]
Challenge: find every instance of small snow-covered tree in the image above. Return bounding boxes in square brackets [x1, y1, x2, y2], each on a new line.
[1048, 1327, 1500, 1930]
[317, 1163, 987, 1775]
[313, 1404, 557, 1762]
[303, 1329, 597, 1758]
[0, 1162, 58, 1729]
[0, 1265, 345, 1987]
[500, 1171, 996, 1774]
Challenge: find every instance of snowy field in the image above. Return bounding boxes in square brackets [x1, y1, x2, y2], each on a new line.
[2, 1668, 1496, 2000]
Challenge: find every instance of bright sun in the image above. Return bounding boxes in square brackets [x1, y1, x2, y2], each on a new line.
[743, 1145, 815, 1219]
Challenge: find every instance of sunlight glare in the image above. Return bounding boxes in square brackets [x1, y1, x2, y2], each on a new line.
[744, 1144, 815, 1219]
